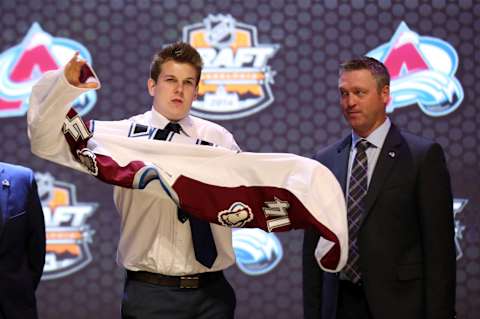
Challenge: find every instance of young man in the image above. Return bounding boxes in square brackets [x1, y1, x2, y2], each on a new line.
[303, 57, 456, 319]
[28, 42, 238, 318]
[0, 162, 45, 319]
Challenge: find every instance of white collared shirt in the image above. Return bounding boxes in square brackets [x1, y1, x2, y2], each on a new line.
[346, 118, 391, 192]
[27, 67, 241, 275]
[115, 108, 240, 275]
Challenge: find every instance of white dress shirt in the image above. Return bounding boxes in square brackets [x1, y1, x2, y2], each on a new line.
[28, 68, 240, 275]
[115, 109, 240, 275]
[346, 117, 391, 192]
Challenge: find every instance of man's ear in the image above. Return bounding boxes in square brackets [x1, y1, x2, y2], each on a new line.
[381, 85, 390, 105]
[147, 78, 155, 97]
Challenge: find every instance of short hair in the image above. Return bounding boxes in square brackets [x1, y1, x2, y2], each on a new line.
[339, 57, 390, 91]
[150, 42, 203, 85]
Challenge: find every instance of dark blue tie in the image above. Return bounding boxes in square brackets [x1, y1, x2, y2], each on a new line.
[343, 139, 370, 283]
[181, 209, 218, 268]
[165, 122, 218, 268]
[164, 122, 182, 135]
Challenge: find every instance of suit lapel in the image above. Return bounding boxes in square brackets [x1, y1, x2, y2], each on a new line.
[363, 125, 403, 216]
[332, 136, 351, 193]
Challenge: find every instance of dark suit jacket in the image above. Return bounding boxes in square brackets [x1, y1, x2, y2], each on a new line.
[303, 124, 456, 319]
[0, 162, 45, 319]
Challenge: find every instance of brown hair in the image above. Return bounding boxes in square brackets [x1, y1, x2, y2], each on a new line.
[150, 42, 203, 85]
[340, 56, 390, 91]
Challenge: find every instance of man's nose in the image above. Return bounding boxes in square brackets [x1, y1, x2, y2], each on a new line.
[175, 83, 184, 94]
[345, 94, 356, 107]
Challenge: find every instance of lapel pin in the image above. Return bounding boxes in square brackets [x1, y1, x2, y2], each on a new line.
[388, 151, 396, 158]
[2, 179, 10, 187]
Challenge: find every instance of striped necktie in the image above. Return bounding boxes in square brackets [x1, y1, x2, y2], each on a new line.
[343, 139, 370, 283]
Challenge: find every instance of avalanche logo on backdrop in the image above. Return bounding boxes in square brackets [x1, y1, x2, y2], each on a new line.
[35, 172, 97, 280]
[0, 22, 96, 118]
[367, 22, 463, 117]
[233, 229, 283, 275]
[183, 14, 279, 120]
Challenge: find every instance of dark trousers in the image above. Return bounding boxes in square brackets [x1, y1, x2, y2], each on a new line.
[336, 280, 372, 319]
[121, 272, 236, 319]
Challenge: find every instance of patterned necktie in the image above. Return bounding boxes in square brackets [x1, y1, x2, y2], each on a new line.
[164, 122, 218, 268]
[343, 139, 370, 283]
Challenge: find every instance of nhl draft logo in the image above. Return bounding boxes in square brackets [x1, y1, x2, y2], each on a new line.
[0, 22, 96, 118]
[36, 172, 97, 280]
[218, 202, 254, 227]
[367, 21, 463, 117]
[183, 14, 279, 120]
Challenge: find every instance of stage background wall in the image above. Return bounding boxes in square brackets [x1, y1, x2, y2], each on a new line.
[0, 1, 478, 318]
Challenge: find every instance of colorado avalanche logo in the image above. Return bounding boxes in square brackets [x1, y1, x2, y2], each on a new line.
[76, 148, 99, 176]
[183, 14, 279, 120]
[0, 22, 96, 118]
[367, 22, 463, 117]
[218, 202, 254, 227]
[36, 172, 97, 280]
[232, 229, 283, 275]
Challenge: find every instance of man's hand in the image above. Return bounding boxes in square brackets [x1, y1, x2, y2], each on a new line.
[64, 52, 98, 89]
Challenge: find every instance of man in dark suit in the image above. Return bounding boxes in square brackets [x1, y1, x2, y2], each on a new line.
[0, 162, 46, 319]
[303, 57, 456, 319]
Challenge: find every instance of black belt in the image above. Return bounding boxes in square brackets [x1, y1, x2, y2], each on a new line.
[126, 270, 223, 289]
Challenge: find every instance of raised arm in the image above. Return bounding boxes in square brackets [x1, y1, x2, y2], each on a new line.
[27, 53, 100, 171]
[64, 52, 99, 89]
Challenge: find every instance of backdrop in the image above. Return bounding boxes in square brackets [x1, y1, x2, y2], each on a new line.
[0, 0, 478, 318]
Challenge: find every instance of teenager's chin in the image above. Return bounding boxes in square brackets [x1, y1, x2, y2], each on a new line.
[167, 109, 190, 121]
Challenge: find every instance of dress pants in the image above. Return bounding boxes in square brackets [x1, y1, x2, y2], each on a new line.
[121, 272, 236, 319]
[336, 280, 372, 319]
